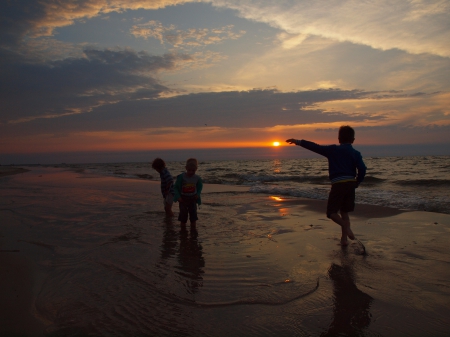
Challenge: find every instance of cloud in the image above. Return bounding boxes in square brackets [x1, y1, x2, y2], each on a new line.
[232, 36, 450, 93]
[3, 1, 448, 57]
[1, 88, 410, 136]
[209, 0, 450, 57]
[131, 21, 245, 48]
[0, 0, 196, 46]
[0, 47, 193, 124]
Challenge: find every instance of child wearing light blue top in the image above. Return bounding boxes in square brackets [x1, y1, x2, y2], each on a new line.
[174, 158, 203, 230]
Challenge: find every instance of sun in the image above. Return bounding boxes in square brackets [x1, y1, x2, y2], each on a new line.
[273, 141, 280, 147]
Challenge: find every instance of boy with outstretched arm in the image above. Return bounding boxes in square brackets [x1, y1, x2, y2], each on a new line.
[151, 157, 175, 217]
[174, 158, 203, 231]
[286, 125, 366, 246]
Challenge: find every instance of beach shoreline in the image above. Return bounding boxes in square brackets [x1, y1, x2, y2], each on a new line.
[0, 166, 30, 177]
[1, 167, 449, 336]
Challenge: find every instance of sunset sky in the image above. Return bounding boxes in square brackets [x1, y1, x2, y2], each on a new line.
[1, 0, 449, 164]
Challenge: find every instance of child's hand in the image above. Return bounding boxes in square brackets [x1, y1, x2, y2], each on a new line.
[286, 139, 296, 144]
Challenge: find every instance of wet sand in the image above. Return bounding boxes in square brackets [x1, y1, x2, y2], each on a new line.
[1, 167, 450, 336]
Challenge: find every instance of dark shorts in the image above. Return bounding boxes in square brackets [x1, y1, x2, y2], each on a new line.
[326, 181, 357, 218]
[178, 196, 198, 223]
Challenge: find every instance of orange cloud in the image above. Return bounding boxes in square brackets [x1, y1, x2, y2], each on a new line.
[28, 1, 197, 37]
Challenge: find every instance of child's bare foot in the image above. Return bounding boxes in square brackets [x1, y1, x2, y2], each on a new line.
[340, 237, 349, 246]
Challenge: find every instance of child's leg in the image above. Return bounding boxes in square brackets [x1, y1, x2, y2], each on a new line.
[178, 202, 188, 227]
[187, 202, 198, 230]
[329, 212, 354, 245]
[327, 182, 356, 245]
[164, 194, 174, 217]
[340, 211, 354, 240]
[164, 203, 174, 217]
[329, 212, 347, 245]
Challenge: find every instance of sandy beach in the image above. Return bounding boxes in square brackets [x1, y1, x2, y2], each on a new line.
[1, 166, 450, 336]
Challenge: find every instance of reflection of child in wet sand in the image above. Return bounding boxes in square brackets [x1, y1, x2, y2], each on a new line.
[286, 126, 366, 245]
[152, 158, 175, 217]
[174, 158, 203, 231]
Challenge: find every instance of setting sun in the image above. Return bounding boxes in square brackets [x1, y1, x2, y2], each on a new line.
[273, 141, 280, 146]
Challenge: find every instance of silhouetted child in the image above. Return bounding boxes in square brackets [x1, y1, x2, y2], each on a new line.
[174, 158, 203, 230]
[152, 157, 174, 217]
[286, 125, 366, 246]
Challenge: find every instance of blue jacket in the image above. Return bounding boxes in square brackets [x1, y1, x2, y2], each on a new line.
[295, 140, 366, 185]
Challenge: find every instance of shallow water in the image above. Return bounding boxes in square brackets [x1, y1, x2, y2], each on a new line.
[1, 167, 450, 336]
[49, 155, 450, 214]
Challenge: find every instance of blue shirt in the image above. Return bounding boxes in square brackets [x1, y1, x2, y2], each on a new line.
[295, 139, 366, 185]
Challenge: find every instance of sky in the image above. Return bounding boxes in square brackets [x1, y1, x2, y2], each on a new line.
[1, 0, 449, 164]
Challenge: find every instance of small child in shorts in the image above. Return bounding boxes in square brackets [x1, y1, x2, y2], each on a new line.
[174, 158, 203, 230]
[151, 157, 174, 217]
[286, 126, 367, 246]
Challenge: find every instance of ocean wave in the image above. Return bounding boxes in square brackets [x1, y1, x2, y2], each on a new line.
[249, 185, 450, 214]
[362, 176, 385, 184]
[393, 179, 450, 187]
[135, 174, 153, 179]
[237, 174, 329, 184]
[204, 167, 228, 172]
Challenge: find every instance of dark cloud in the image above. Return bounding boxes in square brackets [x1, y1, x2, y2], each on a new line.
[0, 48, 192, 123]
[72, 88, 387, 130]
[1, 87, 392, 138]
[0, 1, 46, 47]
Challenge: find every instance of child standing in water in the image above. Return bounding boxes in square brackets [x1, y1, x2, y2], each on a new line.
[152, 158, 175, 217]
[174, 158, 203, 231]
[286, 126, 366, 246]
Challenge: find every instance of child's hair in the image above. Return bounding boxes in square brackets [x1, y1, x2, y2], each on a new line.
[186, 158, 198, 169]
[151, 157, 166, 170]
[338, 125, 355, 143]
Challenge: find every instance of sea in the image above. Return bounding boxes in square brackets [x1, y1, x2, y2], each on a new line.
[53, 155, 450, 214]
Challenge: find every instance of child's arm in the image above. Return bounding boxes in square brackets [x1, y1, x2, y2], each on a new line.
[286, 138, 330, 157]
[355, 156, 367, 187]
[196, 177, 203, 205]
[173, 174, 182, 202]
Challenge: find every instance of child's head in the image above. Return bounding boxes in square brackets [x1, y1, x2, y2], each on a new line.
[338, 125, 355, 144]
[151, 157, 166, 172]
[185, 158, 198, 177]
